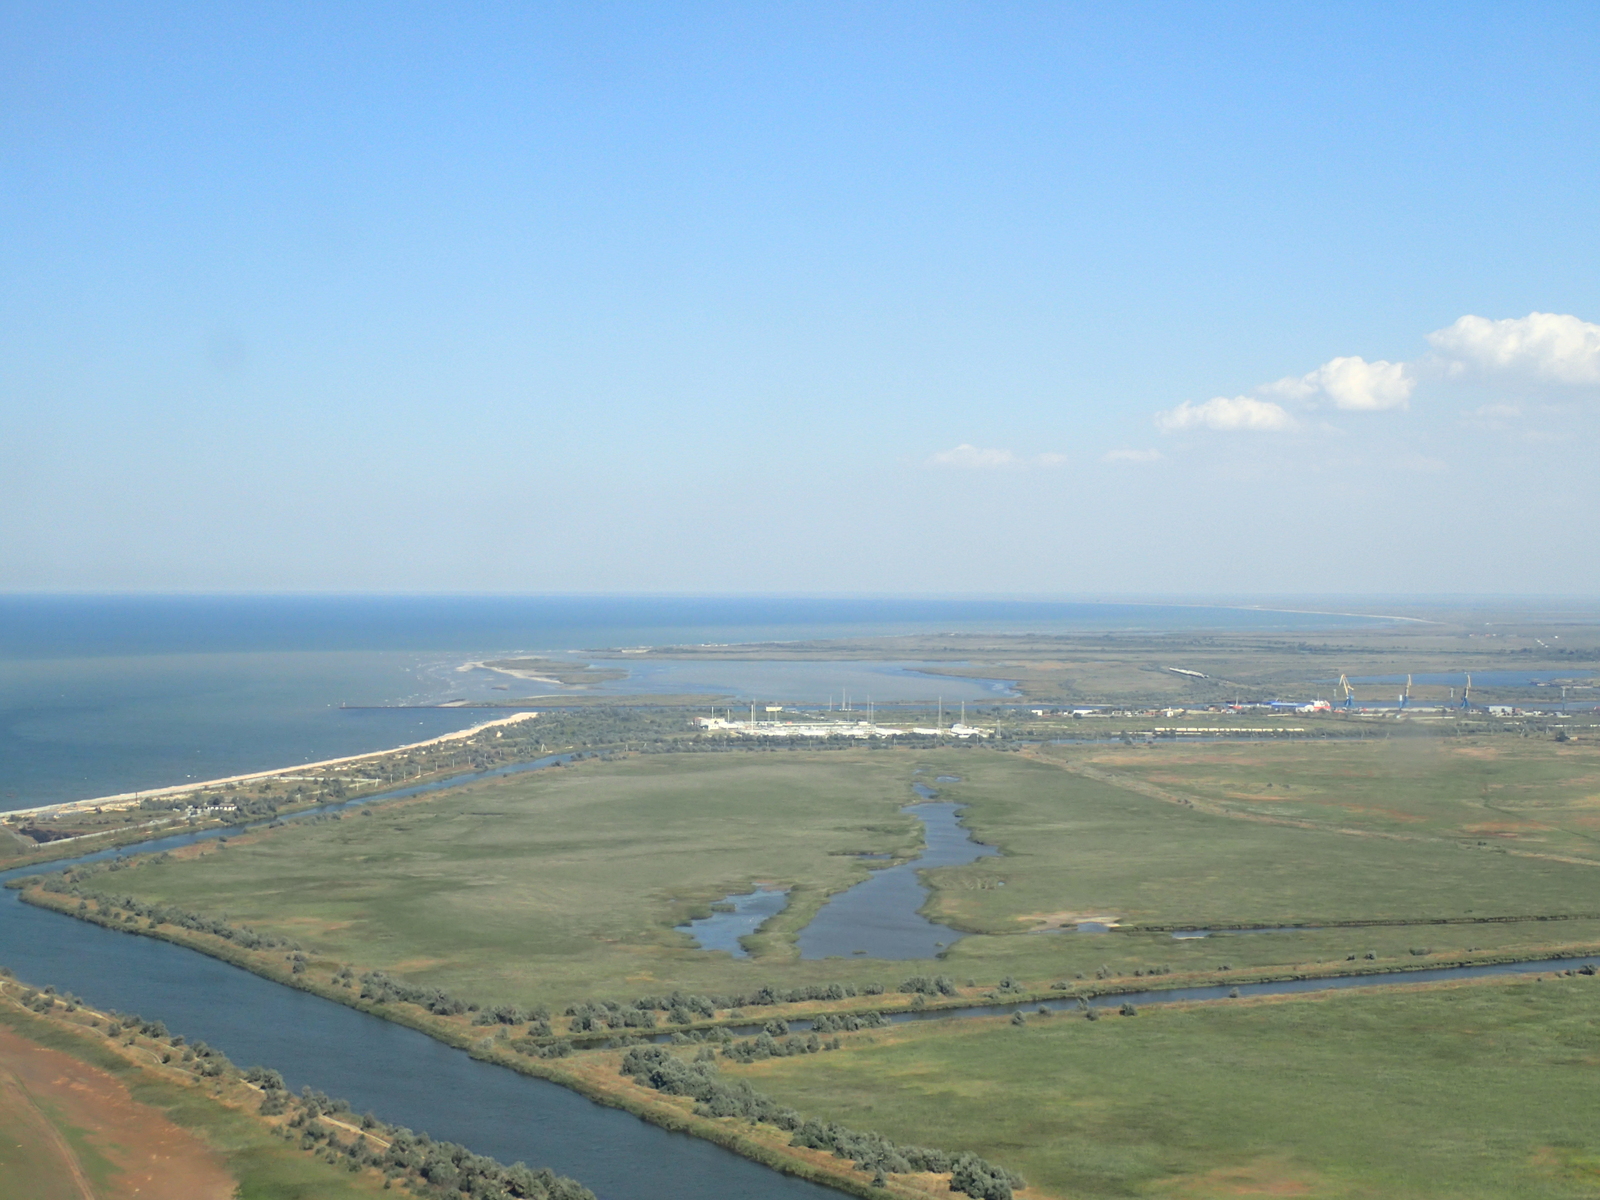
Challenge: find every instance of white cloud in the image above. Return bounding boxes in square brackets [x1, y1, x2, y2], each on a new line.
[1428, 312, 1600, 385]
[1148, 310, 1595, 446]
[1102, 448, 1163, 463]
[1155, 396, 1295, 433]
[1268, 355, 1413, 411]
[1260, 375, 1317, 401]
[926, 445, 1067, 469]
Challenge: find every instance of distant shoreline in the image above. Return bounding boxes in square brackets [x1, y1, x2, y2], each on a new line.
[3, 711, 540, 821]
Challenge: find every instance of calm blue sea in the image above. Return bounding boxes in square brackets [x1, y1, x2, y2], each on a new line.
[0, 594, 1389, 810]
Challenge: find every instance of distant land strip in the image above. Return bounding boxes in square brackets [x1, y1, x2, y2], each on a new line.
[3, 711, 542, 821]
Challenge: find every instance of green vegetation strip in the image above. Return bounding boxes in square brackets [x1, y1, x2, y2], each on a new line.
[43, 747, 1600, 1014]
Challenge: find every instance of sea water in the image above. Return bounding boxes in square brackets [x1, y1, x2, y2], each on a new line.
[0, 594, 1392, 810]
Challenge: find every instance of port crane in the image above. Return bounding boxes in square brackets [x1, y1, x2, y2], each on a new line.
[1398, 674, 1411, 710]
[1338, 674, 1356, 710]
[1460, 673, 1473, 710]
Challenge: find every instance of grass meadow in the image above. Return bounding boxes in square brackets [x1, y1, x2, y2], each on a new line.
[103, 752, 945, 1005]
[76, 743, 1600, 1014]
[924, 747, 1600, 935]
[1042, 736, 1600, 861]
[39, 738, 1600, 1199]
[723, 975, 1600, 1199]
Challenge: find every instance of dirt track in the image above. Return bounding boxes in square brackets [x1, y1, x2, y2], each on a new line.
[0, 1025, 234, 1200]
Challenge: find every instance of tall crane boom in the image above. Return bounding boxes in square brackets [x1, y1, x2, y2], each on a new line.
[1338, 674, 1355, 709]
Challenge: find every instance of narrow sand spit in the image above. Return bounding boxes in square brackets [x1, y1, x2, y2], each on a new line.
[6, 710, 541, 820]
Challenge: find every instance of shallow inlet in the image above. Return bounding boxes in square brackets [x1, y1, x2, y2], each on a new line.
[794, 784, 1000, 960]
[676, 886, 790, 958]
[677, 782, 1000, 962]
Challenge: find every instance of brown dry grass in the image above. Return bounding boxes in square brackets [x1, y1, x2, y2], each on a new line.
[0, 1024, 234, 1200]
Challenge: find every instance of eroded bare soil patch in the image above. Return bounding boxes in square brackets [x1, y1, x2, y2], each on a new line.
[0, 1025, 235, 1200]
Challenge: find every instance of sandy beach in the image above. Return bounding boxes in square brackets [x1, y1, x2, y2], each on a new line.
[4, 711, 541, 821]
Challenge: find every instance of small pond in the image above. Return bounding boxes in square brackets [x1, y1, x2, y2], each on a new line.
[676, 887, 790, 957]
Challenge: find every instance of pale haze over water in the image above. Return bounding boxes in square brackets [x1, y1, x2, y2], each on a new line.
[0, 594, 1387, 809]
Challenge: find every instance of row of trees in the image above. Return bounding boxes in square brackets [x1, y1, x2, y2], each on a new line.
[35, 867, 299, 954]
[556, 981, 892, 1036]
[276, 1084, 594, 1199]
[620, 1045, 1023, 1199]
[722, 1031, 836, 1061]
[356, 968, 485, 1017]
[897, 974, 959, 996]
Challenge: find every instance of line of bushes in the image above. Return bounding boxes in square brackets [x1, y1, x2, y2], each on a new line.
[620, 1045, 1023, 1199]
[558, 981, 891, 1035]
[276, 1083, 593, 1199]
[352, 968, 501, 1019]
[31, 864, 299, 954]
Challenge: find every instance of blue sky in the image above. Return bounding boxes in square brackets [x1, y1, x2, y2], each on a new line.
[4, 3, 1597, 594]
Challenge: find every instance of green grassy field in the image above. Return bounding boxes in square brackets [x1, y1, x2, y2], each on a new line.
[927, 748, 1600, 933]
[1041, 737, 1600, 860]
[78, 742, 1600, 1015]
[98, 752, 946, 1006]
[30, 733, 1600, 1200]
[721, 975, 1600, 1199]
